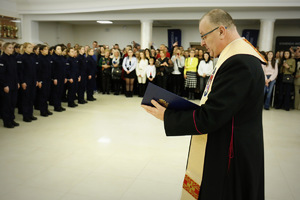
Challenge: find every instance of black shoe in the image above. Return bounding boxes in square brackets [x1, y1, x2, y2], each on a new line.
[12, 121, 19, 126]
[264, 107, 269, 110]
[23, 118, 32, 122]
[87, 98, 95, 101]
[40, 113, 49, 117]
[68, 104, 76, 108]
[78, 101, 85, 104]
[4, 123, 14, 128]
[61, 107, 66, 111]
[107, 92, 110, 95]
[47, 110, 53, 115]
[54, 107, 63, 112]
[31, 116, 37, 120]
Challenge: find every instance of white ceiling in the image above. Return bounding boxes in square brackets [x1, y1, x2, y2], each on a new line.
[7, 0, 300, 14]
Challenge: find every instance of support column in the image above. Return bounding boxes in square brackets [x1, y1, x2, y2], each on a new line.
[140, 20, 153, 49]
[21, 15, 39, 43]
[258, 19, 275, 51]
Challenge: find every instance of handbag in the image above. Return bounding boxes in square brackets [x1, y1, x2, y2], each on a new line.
[102, 68, 111, 76]
[112, 67, 122, 79]
[282, 74, 294, 84]
[164, 66, 174, 75]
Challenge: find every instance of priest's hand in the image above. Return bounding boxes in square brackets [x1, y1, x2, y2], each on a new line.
[141, 99, 166, 121]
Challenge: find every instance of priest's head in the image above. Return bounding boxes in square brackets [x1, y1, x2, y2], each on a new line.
[199, 9, 240, 58]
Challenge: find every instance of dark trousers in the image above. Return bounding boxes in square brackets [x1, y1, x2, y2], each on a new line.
[112, 79, 121, 94]
[67, 80, 78, 104]
[87, 77, 96, 99]
[156, 75, 168, 90]
[96, 70, 102, 92]
[52, 81, 64, 109]
[277, 82, 293, 110]
[38, 81, 51, 115]
[78, 78, 87, 101]
[1, 89, 17, 125]
[171, 74, 183, 95]
[22, 84, 36, 118]
[102, 75, 111, 93]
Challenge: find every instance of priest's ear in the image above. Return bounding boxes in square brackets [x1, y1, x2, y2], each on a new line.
[219, 26, 227, 39]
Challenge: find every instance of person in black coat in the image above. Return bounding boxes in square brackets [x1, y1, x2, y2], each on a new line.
[0, 42, 20, 128]
[51, 45, 67, 112]
[37, 45, 53, 117]
[77, 46, 88, 104]
[86, 48, 97, 101]
[66, 48, 80, 107]
[19, 43, 38, 122]
[142, 9, 265, 200]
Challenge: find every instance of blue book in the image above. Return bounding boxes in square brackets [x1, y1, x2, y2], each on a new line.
[141, 83, 200, 110]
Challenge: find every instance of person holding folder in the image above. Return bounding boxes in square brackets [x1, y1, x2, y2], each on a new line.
[142, 9, 265, 200]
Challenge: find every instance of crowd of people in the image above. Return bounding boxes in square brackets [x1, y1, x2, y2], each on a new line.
[0, 39, 299, 128]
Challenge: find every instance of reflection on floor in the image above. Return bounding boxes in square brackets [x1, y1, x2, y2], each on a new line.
[0, 94, 299, 200]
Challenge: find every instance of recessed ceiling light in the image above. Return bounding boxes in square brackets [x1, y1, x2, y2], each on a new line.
[97, 21, 113, 24]
[11, 19, 21, 23]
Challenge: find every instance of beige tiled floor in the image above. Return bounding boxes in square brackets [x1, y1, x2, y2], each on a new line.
[0, 94, 299, 200]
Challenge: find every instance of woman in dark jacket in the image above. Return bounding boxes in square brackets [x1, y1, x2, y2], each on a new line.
[86, 48, 97, 101]
[0, 42, 20, 128]
[99, 49, 112, 94]
[20, 42, 38, 122]
[37, 45, 53, 116]
[77, 46, 88, 104]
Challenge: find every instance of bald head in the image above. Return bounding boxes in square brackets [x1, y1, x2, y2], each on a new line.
[200, 9, 235, 29]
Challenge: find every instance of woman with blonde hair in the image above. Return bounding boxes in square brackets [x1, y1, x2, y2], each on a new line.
[19, 42, 38, 122]
[99, 49, 112, 94]
[111, 49, 123, 95]
[171, 48, 185, 95]
[122, 49, 137, 97]
[136, 51, 148, 97]
[0, 42, 20, 128]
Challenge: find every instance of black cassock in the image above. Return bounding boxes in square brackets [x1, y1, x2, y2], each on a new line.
[164, 54, 265, 200]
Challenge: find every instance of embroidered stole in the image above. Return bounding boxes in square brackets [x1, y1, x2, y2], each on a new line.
[180, 38, 266, 200]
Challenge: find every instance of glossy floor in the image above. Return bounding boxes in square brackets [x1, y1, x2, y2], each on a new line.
[0, 94, 299, 200]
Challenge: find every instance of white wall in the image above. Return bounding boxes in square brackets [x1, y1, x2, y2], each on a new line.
[38, 21, 299, 51]
[73, 24, 140, 48]
[39, 22, 74, 45]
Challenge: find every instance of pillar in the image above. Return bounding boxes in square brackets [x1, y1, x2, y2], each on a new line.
[21, 15, 39, 43]
[140, 20, 153, 49]
[258, 19, 275, 51]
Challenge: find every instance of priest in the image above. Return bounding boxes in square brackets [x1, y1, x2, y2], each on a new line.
[142, 9, 265, 200]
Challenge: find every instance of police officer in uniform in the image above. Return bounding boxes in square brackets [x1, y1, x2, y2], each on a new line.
[0, 42, 20, 128]
[20, 43, 38, 122]
[51, 45, 67, 112]
[37, 45, 53, 117]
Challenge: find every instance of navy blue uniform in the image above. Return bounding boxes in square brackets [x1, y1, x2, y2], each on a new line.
[77, 54, 88, 103]
[86, 55, 97, 100]
[19, 53, 38, 121]
[51, 53, 67, 111]
[0, 53, 19, 127]
[66, 56, 79, 106]
[37, 54, 52, 115]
